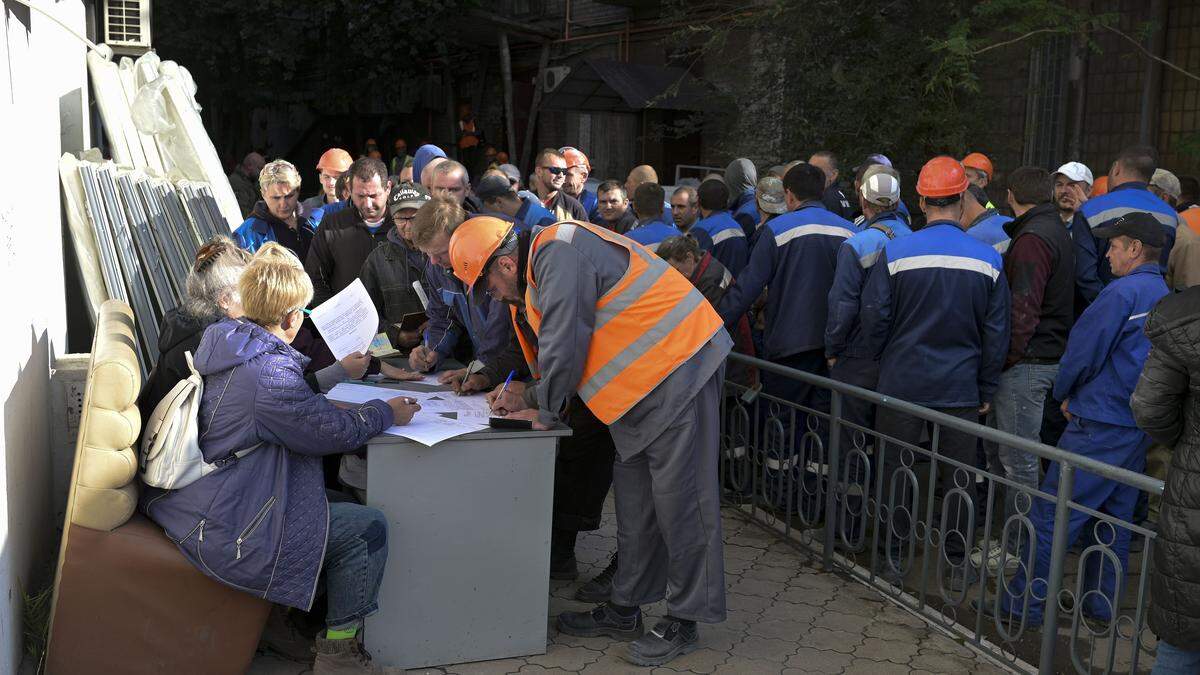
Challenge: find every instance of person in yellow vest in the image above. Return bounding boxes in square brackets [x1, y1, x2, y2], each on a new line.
[449, 216, 732, 667]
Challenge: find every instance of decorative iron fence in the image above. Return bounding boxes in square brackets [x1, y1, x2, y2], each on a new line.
[719, 353, 1163, 674]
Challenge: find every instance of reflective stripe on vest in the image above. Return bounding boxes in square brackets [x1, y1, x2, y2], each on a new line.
[523, 220, 723, 424]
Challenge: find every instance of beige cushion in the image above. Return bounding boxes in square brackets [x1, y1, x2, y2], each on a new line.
[65, 300, 143, 532]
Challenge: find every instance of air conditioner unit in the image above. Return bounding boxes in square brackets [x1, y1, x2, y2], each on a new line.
[104, 0, 152, 54]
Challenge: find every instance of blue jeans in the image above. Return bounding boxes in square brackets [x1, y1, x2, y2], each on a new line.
[324, 501, 389, 630]
[989, 362, 1058, 539]
[1154, 641, 1200, 674]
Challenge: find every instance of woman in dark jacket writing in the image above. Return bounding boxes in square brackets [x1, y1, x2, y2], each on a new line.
[142, 244, 419, 674]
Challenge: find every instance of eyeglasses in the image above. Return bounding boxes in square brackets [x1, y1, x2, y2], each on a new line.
[539, 166, 567, 176]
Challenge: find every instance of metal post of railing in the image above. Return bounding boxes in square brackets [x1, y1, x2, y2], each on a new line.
[823, 391, 842, 571]
[1039, 463, 1076, 675]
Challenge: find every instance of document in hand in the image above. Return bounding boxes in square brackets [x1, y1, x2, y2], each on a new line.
[309, 279, 378, 360]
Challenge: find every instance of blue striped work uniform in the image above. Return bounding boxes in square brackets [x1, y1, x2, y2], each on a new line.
[965, 208, 1013, 255]
[1080, 181, 1178, 283]
[625, 220, 683, 253]
[860, 220, 1011, 408]
[718, 203, 855, 360]
[825, 211, 913, 360]
[693, 210, 749, 275]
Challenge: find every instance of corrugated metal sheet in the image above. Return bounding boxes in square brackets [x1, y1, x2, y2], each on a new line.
[540, 58, 719, 112]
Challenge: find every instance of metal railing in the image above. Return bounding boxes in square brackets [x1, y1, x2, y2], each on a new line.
[719, 353, 1163, 674]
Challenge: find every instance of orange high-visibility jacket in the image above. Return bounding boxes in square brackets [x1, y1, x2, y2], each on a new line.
[511, 220, 723, 424]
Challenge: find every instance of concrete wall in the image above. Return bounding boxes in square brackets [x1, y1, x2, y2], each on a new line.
[0, 0, 90, 669]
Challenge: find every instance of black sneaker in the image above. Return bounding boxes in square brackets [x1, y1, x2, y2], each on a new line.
[550, 553, 578, 581]
[556, 603, 643, 640]
[626, 617, 698, 666]
[574, 552, 618, 602]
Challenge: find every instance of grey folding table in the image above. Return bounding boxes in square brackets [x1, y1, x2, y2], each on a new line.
[362, 407, 569, 670]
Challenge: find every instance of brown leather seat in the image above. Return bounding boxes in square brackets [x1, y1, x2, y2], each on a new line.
[46, 301, 270, 674]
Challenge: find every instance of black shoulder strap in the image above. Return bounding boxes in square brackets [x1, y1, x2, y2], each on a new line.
[869, 222, 896, 240]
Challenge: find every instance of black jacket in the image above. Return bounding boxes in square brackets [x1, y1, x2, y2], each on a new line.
[359, 227, 427, 329]
[1132, 286, 1200, 649]
[304, 205, 392, 307]
[1002, 202, 1076, 365]
[138, 309, 211, 429]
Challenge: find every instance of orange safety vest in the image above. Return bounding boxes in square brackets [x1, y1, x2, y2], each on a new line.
[511, 220, 723, 424]
[1184, 206, 1200, 236]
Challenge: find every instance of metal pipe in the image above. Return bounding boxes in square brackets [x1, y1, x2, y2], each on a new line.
[498, 32, 518, 158]
[564, 0, 571, 40]
[726, 353, 1164, 494]
[1138, 0, 1168, 144]
[519, 42, 552, 174]
[822, 391, 842, 571]
[1039, 463, 1076, 674]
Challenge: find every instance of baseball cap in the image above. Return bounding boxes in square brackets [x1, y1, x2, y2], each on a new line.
[388, 182, 430, 215]
[1053, 161, 1094, 186]
[1092, 212, 1166, 248]
[1151, 168, 1182, 200]
[497, 163, 521, 185]
[476, 174, 515, 201]
[860, 165, 901, 207]
[755, 176, 787, 214]
[852, 153, 892, 173]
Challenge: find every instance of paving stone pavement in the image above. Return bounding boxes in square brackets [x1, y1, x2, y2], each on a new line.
[248, 505, 1012, 675]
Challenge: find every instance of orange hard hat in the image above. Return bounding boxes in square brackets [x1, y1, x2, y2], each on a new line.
[961, 152, 994, 179]
[316, 148, 353, 173]
[1092, 175, 1109, 196]
[917, 156, 970, 198]
[560, 146, 590, 171]
[448, 216, 516, 290]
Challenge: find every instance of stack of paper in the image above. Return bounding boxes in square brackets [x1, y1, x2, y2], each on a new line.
[326, 382, 490, 447]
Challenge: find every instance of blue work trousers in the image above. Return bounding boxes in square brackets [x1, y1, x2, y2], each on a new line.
[999, 417, 1148, 624]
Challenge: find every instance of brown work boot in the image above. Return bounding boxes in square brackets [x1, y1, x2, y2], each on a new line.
[312, 634, 403, 674]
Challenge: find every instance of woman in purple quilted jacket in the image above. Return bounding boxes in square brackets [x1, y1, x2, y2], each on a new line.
[143, 244, 418, 674]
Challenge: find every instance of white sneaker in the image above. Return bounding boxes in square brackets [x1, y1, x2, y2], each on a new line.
[970, 539, 1021, 573]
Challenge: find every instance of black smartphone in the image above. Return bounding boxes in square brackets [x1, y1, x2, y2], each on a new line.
[488, 416, 534, 430]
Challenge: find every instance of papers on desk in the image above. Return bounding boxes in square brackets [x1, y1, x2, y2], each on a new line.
[326, 382, 491, 447]
[310, 279, 378, 360]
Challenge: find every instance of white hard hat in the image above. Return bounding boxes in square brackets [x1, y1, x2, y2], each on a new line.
[1053, 161, 1093, 186]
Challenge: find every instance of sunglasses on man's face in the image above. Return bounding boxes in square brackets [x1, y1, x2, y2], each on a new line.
[539, 166, 567, 176]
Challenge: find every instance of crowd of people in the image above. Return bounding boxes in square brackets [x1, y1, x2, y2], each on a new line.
[152, 135, 1200, 673]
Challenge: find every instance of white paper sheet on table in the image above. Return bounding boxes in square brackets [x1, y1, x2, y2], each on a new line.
[309, 279, 378, 360]
[326, 382, 490, 446]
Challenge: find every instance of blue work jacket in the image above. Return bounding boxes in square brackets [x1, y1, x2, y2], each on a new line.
[825, 211, 913, 359]
[719, 202, 855, 359]
[966, 208, 1014, 254]
[1055, 263, 1168, 427]
[579, 189, 599, 220]
[305, 199, 347, 231]
[1080, 182, 1178, 282]
[860, 220, 1010, 408]
[694, 210, 749, 275]
[514, 199, 556, 232]
[625, 219, 682, 252]
[732, 189, 761, 238]
[423, 262, 513, 368]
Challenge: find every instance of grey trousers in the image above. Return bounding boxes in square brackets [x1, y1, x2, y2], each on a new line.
[610, 368, 726, 623]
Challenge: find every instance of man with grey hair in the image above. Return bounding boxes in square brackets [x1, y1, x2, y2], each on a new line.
[429, 159, 473, 208]
[228, 151, 266, 218]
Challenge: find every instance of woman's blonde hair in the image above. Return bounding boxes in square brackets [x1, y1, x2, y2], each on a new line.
[258, 159, 302, 193]
[185, 236, 251, 321]
[239, 242, 313, 326]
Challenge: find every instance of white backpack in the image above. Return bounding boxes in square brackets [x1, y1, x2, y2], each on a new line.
[140, 352, 259, 490]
